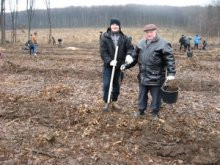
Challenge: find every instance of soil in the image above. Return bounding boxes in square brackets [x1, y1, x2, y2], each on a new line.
[0, 41, 220, 164]
[162, 85, 178, 92]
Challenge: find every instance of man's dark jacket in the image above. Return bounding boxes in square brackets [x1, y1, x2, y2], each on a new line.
[179, 36, 185, 45]
[100, 28, 134, 69]
[127, 35, 176, 86]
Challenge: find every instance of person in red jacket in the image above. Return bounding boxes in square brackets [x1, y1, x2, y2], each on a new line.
[31, 32, 38, 56]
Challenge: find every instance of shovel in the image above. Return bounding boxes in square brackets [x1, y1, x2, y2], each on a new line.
[106, 46, 119, 110]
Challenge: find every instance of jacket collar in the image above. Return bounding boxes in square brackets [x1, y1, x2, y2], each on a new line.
[146, 34, 159, 43]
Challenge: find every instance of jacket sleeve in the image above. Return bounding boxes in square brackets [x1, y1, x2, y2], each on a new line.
[126, 45, 139, 69]
[100, 36, 111, 64]
[162, 43, 176, 76]
[125, 36, 134, 55]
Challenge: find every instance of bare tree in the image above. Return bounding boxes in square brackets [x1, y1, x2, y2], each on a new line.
[26, 0, 35, 40]
[1, 0, 6, 44]
[44, 0, 52, 44]
[9, 0, 19, 43]
[214, 0, 220, 37]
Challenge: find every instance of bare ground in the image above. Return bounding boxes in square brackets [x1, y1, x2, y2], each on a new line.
[0, 41, 220, 164]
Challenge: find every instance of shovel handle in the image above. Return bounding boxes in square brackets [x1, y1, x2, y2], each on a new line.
[107, 46, 119, 104]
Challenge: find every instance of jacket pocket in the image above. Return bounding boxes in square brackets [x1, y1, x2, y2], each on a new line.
[152, 52, 162, 64]
[146, 68, 160, 80]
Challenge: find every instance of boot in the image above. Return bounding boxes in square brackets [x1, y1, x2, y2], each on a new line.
[151, 112, 159, 121]
[102, 103, 109, 112]
[134, 109, 145, 117]
[112, 101, 121, 110]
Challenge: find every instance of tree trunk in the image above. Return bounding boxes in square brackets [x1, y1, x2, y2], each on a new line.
[9, 0, 18, 43]
[1, 0, 6, 44]
[15, 0, 18, 42]
[27, 0, 35, 41]
[45, 0, 52, 44]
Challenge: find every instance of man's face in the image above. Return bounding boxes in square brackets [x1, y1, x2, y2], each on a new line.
[145, 30, 157, 40]
[111, 24, 120, 32]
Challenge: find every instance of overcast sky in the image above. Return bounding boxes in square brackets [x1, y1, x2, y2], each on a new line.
[6, 0, 212, 12]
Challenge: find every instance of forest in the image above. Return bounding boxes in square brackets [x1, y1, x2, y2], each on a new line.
[3, 2, 220, 36]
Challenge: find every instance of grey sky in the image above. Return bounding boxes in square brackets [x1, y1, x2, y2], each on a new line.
[6, 0, 212, 12]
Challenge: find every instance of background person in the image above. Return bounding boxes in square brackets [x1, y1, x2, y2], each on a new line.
[194, 34, 200, 50]
[31, 32, 38, 56]
[179, 34, 185, 51]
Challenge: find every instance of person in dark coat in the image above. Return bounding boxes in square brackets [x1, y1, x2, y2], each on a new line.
[122, 24, 176, 119]
[100, 18, 134, 112]
[201, 38, 207, 50]
[183, 36, 191, 52]
[179, 34, 185, 51]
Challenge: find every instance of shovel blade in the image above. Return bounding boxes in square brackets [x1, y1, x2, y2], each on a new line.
[102, 103, 110, 112]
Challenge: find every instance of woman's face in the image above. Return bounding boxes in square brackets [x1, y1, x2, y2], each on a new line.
[111, 24, 120, 32]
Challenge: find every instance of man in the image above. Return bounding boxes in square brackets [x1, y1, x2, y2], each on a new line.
[179, 34, 185, 51]
[100, 19, 134, 112]
[31, 32, 38, 56]
[27, 34, 34, 55]
[122, 24, 176, 119]
[24, 37, 33, 52]
[194, 34, 200, 50]
[51, 36, 56, 45]
[183, 36, 191, 52]
[201, 38, 207, 50]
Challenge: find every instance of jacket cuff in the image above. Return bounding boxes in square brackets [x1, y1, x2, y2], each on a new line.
[167, 73, 175, 76]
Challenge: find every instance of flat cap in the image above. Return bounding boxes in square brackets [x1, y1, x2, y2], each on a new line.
[144, 24, 157, 31]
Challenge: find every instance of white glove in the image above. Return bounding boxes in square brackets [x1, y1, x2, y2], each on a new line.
[110, 60, 117, 67]
[120, 64, 126, 71]
[166, 75, 175, 81]
[125, 55, 133, 64]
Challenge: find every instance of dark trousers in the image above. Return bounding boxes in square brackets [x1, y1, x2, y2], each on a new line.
[179, 44, 184, 51]
[184, 44, 190, 52]
[29, 44, 34, 55]
[103, 66, 123, 103]
[138, 84, 161, 114]
[202, 43, 207, 50]
[194, 44, 199, 49]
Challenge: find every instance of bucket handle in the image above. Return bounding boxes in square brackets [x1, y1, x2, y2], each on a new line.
[163, 68, 168, 87]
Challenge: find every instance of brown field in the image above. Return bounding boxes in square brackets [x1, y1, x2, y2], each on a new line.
[0, 28, 220, 164]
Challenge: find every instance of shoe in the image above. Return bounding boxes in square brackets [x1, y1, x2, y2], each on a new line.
[151, 113, 159, 121]
[134, 110, 145, 117]
[102, 103, 109, 112]
[112, 101, 121, 110]
[34, 53, 37, 56]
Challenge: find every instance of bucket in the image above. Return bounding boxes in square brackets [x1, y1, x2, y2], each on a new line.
[187, 51, 193, 58]
[161, 85, 179, 104]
